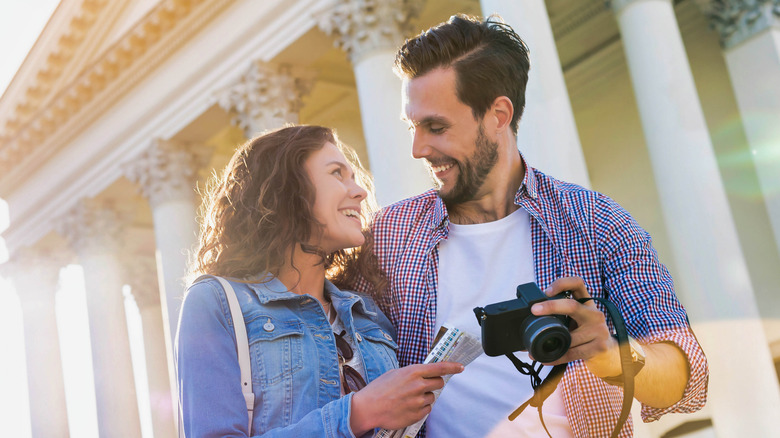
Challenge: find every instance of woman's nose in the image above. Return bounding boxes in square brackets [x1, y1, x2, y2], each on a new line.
[352, 182, 367, 200]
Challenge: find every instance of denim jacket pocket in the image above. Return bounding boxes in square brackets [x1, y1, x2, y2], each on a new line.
[247, 316, 305, 386]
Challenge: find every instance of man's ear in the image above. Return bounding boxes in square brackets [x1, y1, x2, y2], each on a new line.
[489, 96, 514, 133]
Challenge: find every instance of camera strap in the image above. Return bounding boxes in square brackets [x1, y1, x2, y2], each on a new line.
[505, 357, 566, 438]
[505, 296, 635, 438]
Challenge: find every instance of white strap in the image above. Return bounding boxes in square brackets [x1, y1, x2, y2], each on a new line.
[198, 275, 255, 432]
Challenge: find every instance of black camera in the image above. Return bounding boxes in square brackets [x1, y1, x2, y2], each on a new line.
[473, 282, 573, 362]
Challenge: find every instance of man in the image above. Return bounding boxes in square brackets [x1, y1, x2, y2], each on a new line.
[359, 14, 708, 437]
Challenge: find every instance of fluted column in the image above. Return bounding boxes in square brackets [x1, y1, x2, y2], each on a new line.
[319, 0, 431, 205]
[3, 248, 70, 438]
[479, 0, 591, 187]
[124, 139, 210, 353]
[216, 60, 315, 137]
[611, 0, 780, 435]
[58, 200, 142, 437]
[126, 255, 176, 438]
[703, 0, 780, 255]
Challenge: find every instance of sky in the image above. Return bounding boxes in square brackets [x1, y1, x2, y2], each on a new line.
[0, 2, 152, 437]
[0, 0, 61, 96]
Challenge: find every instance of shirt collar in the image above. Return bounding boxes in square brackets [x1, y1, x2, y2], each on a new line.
[515, 153, 538, 204]
[430, 191, 449, 230]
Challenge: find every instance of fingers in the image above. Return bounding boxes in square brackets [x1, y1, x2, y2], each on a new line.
[416, 361, 464, 378]
[533, 277, 598, 318]
[544, 277, 592, 299]
[418, 391, 436, 408]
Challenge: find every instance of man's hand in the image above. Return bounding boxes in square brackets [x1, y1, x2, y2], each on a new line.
[350, 361, 464, 435]
[529, 276, 620, 377]
[530, 276, 689, 408]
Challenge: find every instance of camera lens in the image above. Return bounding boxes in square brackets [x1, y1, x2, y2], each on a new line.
[521, 316, 571, 363]
[541, 336, 563, 353]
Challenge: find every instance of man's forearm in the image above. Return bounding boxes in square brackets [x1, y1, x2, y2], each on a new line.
[632, 341, 689, 408]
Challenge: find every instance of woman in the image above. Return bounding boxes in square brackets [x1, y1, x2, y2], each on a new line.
[176, 125, 461, 437]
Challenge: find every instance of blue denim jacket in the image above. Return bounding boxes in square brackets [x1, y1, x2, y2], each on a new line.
[176, 276, 399, 437]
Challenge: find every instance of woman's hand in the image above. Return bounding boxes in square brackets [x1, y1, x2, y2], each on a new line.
[349, 361, 464, 435]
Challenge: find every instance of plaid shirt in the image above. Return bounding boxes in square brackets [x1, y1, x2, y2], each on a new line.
[362, 162, 708, 437]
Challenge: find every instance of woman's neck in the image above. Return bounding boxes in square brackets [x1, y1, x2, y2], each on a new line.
[276, 245, 328, 303]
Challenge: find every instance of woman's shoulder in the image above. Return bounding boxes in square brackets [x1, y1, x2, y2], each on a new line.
[181, 276, 247, 322]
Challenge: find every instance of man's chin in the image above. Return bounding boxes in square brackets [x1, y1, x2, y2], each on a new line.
[438, 187, 463, 205]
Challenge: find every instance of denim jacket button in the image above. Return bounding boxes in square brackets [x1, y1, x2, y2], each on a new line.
[263, 321, 275, 332]
[383, 332, 393, 341]
[355, 333, 363, 342]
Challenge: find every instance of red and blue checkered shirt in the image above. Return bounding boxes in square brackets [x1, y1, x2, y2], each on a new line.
[360, 162, 708, 437]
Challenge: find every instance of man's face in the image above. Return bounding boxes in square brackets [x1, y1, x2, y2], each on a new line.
[402, 67, 499, 205]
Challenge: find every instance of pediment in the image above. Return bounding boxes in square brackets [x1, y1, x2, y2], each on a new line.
[0, 0, 226, 192]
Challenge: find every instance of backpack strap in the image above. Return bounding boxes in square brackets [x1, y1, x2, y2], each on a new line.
[195, 275, 255, 432]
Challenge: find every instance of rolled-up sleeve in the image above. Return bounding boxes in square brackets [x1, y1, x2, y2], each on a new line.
[598, 197, 709, 421]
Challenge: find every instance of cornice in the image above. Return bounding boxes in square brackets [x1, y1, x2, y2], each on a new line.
[0, 0, 234, 190]
[0, 0, 106, 122]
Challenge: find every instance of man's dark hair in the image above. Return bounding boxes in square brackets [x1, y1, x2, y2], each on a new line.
[394, 14, 530, 134]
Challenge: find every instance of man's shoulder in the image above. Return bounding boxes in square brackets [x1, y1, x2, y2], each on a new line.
[376, 189, 440, 224]
[534, 169, 620, 211]
[531, 169, 637, 239]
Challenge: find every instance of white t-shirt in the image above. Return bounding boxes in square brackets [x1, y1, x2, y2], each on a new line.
[426, 208, 573, 438]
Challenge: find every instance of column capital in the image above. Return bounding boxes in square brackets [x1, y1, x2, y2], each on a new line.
[318, 0, 424, 64]
[124, 139, 211, 208]
[124, 255, 161, 309]
[215, 61, 315, 137]
[58, 199, 126, 255]
[696, 0, 780, 49]
[2, 246, 70, 302]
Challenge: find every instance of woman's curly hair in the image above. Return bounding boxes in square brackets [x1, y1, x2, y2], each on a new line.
[191, 125, 386, 296]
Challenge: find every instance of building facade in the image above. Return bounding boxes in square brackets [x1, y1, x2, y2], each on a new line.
[1, 0, 779, 436]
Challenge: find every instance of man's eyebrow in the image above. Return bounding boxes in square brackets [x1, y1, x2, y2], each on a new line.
[401, 115, 449, 126]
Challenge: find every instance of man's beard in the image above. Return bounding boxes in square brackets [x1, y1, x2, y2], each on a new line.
[434, 124, 499, 206]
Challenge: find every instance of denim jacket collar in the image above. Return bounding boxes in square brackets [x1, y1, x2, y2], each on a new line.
[244, 277, 375, 318]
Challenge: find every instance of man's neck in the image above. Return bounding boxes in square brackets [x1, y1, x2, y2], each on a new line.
[447, 150, 525, 225]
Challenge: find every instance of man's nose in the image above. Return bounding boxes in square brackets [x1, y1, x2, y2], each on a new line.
[411, 131, 430, 159]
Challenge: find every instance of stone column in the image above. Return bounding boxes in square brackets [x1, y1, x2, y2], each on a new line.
[125, 255, 176, 438]
[216, 60, 315, 137]
[319, 0, 431, 205]
[58, 200, 142, 437]
[480, 0, 591, 187]
[3, 248, 71, 438]
[704, 0, 780, 255]
[610, 0, 780, 435]
[124, 139, 210, 355]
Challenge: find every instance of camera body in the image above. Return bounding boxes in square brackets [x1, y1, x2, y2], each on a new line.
[473, 282, 572, 362]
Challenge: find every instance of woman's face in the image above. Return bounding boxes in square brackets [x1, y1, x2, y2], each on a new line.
[304, 142, 368, 254]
